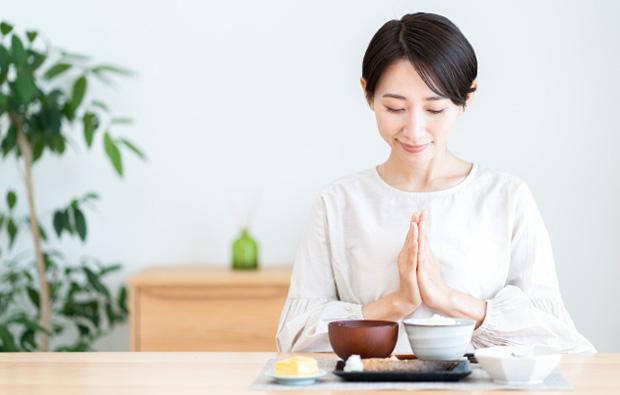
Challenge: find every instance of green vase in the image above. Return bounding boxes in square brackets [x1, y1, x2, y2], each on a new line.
[232, 228, 258, 270]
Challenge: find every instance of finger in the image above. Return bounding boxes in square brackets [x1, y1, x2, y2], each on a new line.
[419, 219, 426, 251]
[420, 209, 428, 222]
[404, 221, 418, 265]
[411, 212, 420, 224]
[412, 239, 418, 269]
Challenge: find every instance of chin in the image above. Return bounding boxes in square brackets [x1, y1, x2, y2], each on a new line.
[396, 147, 433, 164]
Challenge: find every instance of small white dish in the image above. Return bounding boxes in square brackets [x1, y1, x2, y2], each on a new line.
[265, 370, 327, 385]
[474, 345, 562, 385]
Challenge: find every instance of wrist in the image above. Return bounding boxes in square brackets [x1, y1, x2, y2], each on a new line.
[428, 284, 454, 313]
[393, 289, 419, 316]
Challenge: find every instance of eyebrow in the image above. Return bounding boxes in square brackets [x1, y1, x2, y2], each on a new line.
[382, 93, 447, 101]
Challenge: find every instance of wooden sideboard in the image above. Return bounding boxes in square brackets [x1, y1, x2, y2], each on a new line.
[128, 265, 292, 352]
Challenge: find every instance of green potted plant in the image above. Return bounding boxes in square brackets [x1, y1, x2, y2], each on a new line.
[0, 21, 144, 351]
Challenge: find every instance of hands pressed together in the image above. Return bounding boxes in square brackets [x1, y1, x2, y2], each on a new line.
[362, 209, 487, 327]
[396, 210, 452, 313]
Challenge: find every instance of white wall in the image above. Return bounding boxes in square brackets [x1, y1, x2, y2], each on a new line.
[2, 0, 619, 352]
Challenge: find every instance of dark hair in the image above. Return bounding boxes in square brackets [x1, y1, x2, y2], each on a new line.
[362, 12, 477, 108]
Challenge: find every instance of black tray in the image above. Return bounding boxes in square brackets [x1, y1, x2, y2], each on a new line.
[333, 359, 472, 382]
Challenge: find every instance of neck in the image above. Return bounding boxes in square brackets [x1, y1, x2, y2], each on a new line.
[377, 150, 471, 192]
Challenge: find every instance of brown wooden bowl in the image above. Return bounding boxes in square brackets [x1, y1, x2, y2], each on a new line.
[328, 320, 399, 360]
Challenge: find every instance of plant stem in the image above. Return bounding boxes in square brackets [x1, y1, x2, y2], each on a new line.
[13, 113, 51, 352]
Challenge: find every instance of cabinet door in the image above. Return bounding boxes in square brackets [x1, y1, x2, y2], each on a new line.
[134, 284, 288, 351]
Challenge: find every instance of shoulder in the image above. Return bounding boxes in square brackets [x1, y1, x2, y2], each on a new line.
[470, 165, 531, 195]
[317, 168, 378, 200]
[469, 166, 541, 218]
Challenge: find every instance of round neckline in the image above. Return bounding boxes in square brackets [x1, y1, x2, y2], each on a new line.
[372, 163, 478, 198]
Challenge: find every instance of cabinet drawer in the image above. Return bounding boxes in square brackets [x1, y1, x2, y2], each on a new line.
[129, 266, 292, 352]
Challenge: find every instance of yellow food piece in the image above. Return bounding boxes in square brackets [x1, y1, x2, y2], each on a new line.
[275, 356, 319, 376]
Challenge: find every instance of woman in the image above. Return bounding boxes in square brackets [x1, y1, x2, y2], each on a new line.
[276, 12, 594, 354]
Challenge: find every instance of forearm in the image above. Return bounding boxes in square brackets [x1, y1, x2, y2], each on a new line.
[435, 288, 487, 328]
[362, 291, 417, 321]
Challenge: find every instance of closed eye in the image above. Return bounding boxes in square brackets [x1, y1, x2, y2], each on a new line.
[427, 109, 446, 115]
[385, 106, 403, 113]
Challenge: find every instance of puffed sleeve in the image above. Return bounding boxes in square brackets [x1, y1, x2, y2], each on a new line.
[471, 183, 595, 353]
[276, 195, 364, 352]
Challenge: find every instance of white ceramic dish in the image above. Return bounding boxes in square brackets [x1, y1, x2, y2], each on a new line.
[265, 370, 327, 385]
[474, 346, 562, 385]
[403, 318, 475, 361]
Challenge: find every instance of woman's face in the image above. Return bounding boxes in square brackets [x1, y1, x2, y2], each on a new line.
[364, 59, 471, 167]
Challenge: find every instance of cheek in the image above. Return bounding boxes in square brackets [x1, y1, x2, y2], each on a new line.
[429, 115, 458, 139]
[375, 112, 401, 133]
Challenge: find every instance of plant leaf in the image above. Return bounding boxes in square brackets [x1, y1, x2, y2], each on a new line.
[11, 35, 26, 66]
[19, 329, 36, 350]
[0, 214, 4, 230]
[53, 210, 64, 237]
[26, 50, 46, 71]
[73, 207, 87, 242]
[62, 209, 73, 235]
[84, 300, 100, 327]
[26, 31, 38, 43]
[71, 76, 87, 111]
[38, 224, 47, 241]
[59, 51, 91, 61]
[7, 219, 17, 247]
[7, 190, 16, 209]
[104, 132, 123, 177]
[15, 71, 35, 103]
[53, 135, 66, 154]
[82, 193, 99, 201]
[8, 316, 51, 335]
[100, 264, 121, 276]
[105, 303, 115, 327]
[110, 118, 133, 125]
[118, 285, 127, 313]
[0, 46, 10, 71]
[120, 138, 146, 160]
[90, 100, 108, 112]
[44, 63, 72, 80]
[77, 324, 90, 336]
[62, 101, 75, 122]
[0, 22, 13, 36]
[83, 267, 110, 301]
[82, 112, 98, 148]
[26, 286, 40, 309]
[0, 325, 19, 351]
[91, 64, 134, 77]
[1, 126, 18, 157]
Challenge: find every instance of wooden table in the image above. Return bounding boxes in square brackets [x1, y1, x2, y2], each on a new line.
[0, 352, 617, 394]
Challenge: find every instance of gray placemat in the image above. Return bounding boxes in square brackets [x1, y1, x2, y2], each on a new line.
[249, 358, 573, 391]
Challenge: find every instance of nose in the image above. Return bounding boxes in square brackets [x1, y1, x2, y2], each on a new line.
[402, 110, 426, 142]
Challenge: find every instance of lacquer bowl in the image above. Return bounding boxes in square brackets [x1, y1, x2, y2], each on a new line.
[328, 320, 398, 360]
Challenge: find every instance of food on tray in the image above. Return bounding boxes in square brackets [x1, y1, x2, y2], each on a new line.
[275, 356, 319, 376]
[344, 354, 459, 372]
[363, 358, 459, 372]
[343, 354, 364, 372]
[423, 314, 458, 325]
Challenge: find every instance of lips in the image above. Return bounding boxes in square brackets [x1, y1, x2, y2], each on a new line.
[399, 142, 430, 154]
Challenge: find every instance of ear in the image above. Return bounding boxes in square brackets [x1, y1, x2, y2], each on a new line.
[460, 81, 478, 115]
[360, 77, 374, 111]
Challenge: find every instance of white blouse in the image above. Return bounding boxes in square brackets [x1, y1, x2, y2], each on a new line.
[276, 165, 595, 354]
